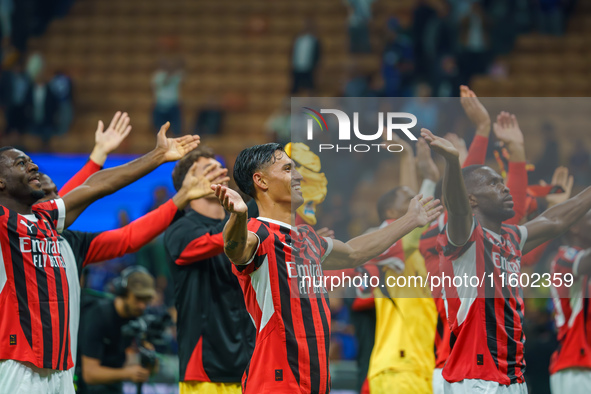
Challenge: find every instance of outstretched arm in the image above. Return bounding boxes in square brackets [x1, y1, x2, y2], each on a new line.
[59, 112, 132, 195]
[422, 128, 473, 246]
[460, 85, 491, 167]
[523, 186, 591, 254]
[62, 121, 199, 228]
[323, 195, 442, 269]
[494, 112, 527, 224]
[79, 163, 229, 266]
[211, 184, 259, 265]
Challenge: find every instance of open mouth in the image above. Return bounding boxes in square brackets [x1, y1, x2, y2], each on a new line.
[28, 175, 40, 185]
[292, 184, 301, 192]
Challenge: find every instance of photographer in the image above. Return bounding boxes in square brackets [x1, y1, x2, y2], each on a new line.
[78, 267, 157, 394]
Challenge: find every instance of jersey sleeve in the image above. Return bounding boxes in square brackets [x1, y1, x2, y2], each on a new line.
[439, 217, 479, 260]
[67, 199, 179, 268]
[320, 236, 333, 262]
[33, 198, 66, 233]
[462, 135, 489, 167]
[58, 159, 102, 196]
[61, 230, 100, 274]
[517, 225, 528, 251]
[504, 162, 528, 225]
[232, 219, 269, 276]
[164, 213, 226, 266]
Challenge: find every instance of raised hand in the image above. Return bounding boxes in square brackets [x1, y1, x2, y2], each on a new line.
[90, 111, 132, 165]
[406, 194, 443, 227]
[416, 137, 440, 182]
[421, 128, 459, 161]
[155, 122, 200, 162]
[174, 163, 230, 209]
[211, 184, 248, 214]
[316, 227, 335, 239]
[460, 85, 490, 135]
[443, 133, 468, 165]
[541, 166, 575, 208]
[493, 111, 525, 162]
[493, 111, 524, 146]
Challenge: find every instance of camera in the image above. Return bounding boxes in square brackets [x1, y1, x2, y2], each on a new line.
[121, 310, 173, 369]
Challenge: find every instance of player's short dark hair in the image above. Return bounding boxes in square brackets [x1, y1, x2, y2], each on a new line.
[377, 186, 402, 223]
[0, 146, 16, 172]
[171, 146, 216, 192]
[233, 143, 284, 198]
[462, 165, 487, 194]
[0, 146, 15, 159]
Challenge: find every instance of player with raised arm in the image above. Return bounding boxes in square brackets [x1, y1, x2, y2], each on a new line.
[548, 210, 591, 393]
[36, 158, 227, 381]
[0, 117, 199, 393]
[422, 127, 591, 394]
[420, 95, 527, 394]
[210, 143, 442, 394]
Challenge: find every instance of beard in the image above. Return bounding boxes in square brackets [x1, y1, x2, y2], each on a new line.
[31, 189, 46, 200]
[496, 207, 515, 222]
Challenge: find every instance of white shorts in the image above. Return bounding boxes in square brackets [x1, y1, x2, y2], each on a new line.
[444, 379, 527, 394]
[433, 368, 444, 394]
[0, 359, 75, 394]
[550, 368, 591, 394]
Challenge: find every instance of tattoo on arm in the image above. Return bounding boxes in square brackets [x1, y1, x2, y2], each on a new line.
[225, 240, 239, 251]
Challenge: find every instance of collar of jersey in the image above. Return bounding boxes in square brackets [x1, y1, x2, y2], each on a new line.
[20, 213, 38, 222]
[258, 217, 297, 232]
[484, 227, 505, 245]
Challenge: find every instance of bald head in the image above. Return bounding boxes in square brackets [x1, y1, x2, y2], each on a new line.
[461, 165, 489, 195]
[0, 147, 17, 173]
[461, 165, 515, 222]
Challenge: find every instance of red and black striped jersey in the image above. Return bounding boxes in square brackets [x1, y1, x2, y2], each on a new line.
[57, 198, 180, 372]
[438, 218, 528, 385]
[419, 215, 449, 369]
[0, 199, 72, 370]
[233, 217, 333, 394]
[549, 246, 591, 374]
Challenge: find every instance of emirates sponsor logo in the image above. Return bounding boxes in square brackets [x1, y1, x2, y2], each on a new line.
[19, 237, 66, 268]
[19, 237, 61, 254]
[492, 252, 520, 273]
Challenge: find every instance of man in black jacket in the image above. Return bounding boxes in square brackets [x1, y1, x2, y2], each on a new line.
[164, 147, 256, 394]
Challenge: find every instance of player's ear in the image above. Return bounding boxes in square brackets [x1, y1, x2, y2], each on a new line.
[0, 176, 6, 191]
[253, 172, 268, 192]
[468, 193, 478, 209]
